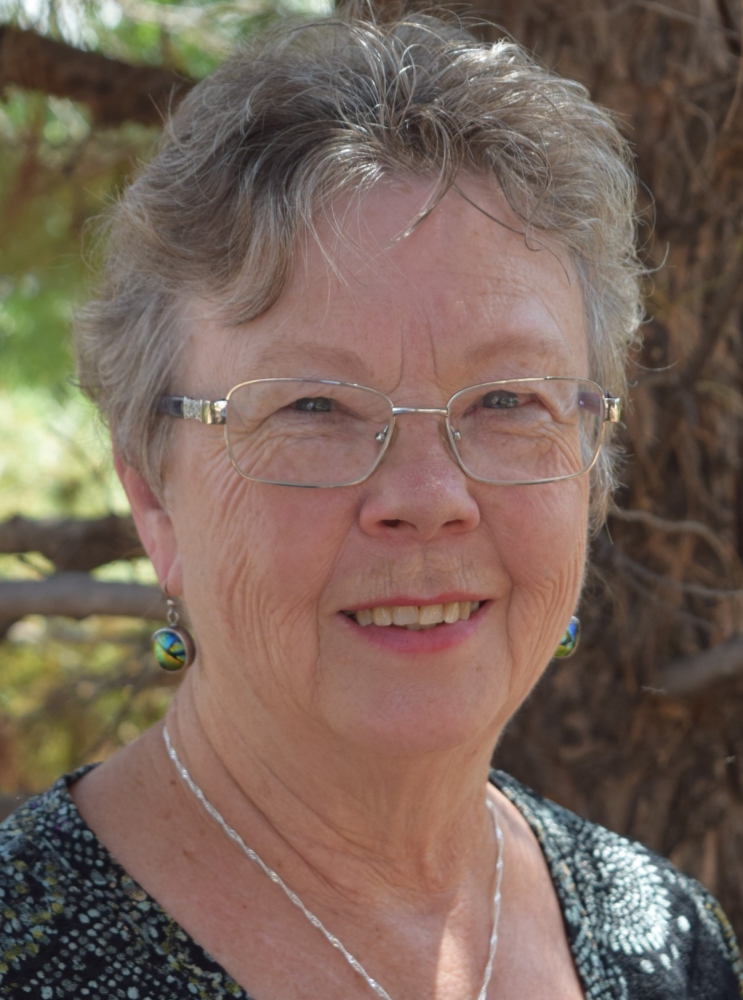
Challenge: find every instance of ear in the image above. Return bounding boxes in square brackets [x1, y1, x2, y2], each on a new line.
[114, 451, 183, 596]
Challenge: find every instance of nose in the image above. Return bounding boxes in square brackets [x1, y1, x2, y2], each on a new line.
[358, 416, 481, 541]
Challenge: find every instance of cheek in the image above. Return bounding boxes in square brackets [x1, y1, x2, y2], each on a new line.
[496, 479, 588, 590]
[170, 442, 357, 660]
[481, 479, 588, 683]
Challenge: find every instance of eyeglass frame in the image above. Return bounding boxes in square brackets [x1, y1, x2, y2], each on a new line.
[157, 376, 622, 489]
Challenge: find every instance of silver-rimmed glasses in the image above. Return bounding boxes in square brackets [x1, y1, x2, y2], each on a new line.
[157, 377, 622, 488]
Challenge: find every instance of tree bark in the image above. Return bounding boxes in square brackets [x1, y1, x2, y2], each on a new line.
[659, 633, 743, 694]
[474, 0, 743, 941]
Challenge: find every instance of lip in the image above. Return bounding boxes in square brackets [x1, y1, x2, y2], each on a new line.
[337, 599, 490, 654]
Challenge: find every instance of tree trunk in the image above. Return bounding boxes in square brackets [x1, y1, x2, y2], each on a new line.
[469, 0, 743, 941]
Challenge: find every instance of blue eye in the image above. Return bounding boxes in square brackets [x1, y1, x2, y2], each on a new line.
[482, 391, 520, 409]
[292, 397, 335, 412]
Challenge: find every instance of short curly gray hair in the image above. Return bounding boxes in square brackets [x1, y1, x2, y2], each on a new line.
[75, 9, 642, 523]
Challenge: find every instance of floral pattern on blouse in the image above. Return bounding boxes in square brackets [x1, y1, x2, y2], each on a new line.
[0, 765, 740, 999]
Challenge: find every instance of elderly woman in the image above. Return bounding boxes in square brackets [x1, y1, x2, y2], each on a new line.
[1, 10, 741, 1000]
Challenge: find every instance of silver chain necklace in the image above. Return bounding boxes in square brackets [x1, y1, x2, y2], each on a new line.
[163, 724, 504, 1000]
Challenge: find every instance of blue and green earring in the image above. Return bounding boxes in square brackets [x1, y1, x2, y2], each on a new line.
[554, 616, 580, 658]
[152, 593, 195, 671]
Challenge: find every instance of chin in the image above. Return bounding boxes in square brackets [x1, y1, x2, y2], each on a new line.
[319, 683, 504, 760]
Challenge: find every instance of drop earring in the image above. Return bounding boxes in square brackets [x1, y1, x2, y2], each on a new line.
[151, 586, 195, 671]
[554, 616, 580, 658]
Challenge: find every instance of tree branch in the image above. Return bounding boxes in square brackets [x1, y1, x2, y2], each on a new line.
[0, 24, 193, 126]
[679, 254, 743, 391]
[615, 554, 743, 600]
[658, 634, 743, 695]
[0, 573, 165, 627]
[608, 505, 739, 573]
[0, 515, 145, 572]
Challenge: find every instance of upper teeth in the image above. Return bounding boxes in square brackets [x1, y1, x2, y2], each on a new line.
[349, 601, 482, 629]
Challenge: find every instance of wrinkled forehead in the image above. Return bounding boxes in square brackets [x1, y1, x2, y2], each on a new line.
[181, 177, 589, 393]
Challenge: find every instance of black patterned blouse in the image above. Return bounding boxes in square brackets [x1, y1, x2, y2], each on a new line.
[0, 766, 741, 999]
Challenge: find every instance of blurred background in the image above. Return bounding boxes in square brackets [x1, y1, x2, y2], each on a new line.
[0, 0, 742, 937]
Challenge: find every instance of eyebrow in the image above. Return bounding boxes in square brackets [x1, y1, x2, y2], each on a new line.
[460, 331, 575, 371]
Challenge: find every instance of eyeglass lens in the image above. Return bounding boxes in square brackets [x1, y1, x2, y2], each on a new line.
[449, 379, 603, 484]
[225, 378, 604, 487]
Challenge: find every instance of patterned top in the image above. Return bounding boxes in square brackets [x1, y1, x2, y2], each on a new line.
[0, 766, 741, 999]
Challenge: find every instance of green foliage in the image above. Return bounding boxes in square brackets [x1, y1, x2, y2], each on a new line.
[0, 0, 330, 392]
[0, 89, 159, 390]
[0, 615, 178, 793]
[0, 387, 127, 520]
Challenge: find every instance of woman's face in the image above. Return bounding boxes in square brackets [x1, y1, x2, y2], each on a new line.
[152, 180, 591, 758]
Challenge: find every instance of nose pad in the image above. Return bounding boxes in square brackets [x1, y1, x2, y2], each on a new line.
[441, 420, 458, 450]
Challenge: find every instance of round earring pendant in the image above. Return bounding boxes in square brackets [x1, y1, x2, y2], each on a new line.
[152, 626, 195, 671]
[554, 616, 580, 659]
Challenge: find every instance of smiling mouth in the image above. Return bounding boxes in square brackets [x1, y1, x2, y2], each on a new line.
[342, 601, 483, 630]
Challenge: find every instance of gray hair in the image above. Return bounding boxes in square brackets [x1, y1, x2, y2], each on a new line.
[75, 9, 643, 523]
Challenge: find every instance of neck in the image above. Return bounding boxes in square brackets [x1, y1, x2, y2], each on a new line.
[167, 669, 502, 912]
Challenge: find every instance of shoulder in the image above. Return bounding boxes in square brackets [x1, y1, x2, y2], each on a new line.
[0, 768, 248, 998]
[491, 769, 743, 1000]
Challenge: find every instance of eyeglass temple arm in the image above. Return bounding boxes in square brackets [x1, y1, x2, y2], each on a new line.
[158, 396, 228, 426]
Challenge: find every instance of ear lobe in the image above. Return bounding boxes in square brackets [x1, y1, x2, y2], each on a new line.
[114, 451, 182, 593]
